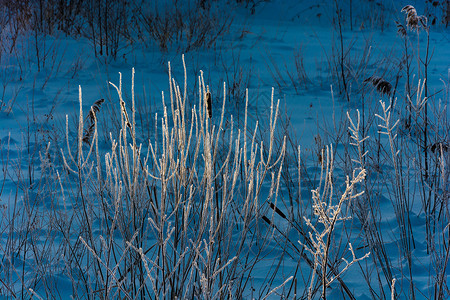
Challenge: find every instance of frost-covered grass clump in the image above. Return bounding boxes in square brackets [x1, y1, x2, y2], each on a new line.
[0, 1, 449, 299]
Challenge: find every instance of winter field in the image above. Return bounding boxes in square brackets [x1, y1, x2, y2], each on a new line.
[0, 0, 449, 299]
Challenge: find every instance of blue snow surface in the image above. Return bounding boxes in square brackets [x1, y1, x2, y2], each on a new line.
[0, 0, 449, 299]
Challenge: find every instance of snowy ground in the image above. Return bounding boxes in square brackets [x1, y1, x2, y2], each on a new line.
[0, 0, 449, 299]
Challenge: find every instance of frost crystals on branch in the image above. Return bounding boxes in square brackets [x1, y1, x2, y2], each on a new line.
[299, 145, 369, 300]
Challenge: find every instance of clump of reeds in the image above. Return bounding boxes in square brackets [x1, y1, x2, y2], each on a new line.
[58, 55, 293, 299]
